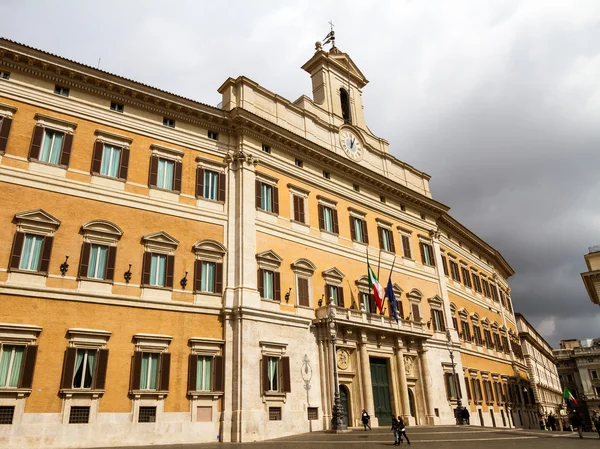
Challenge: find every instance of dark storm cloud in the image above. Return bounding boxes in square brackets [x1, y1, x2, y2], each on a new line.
[1, 0, 598, 345]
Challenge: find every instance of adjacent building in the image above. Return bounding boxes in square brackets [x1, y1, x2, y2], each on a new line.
[515, 314, 562, 418]
[0, 38, 536, 448]
[581, 246, 600, 306]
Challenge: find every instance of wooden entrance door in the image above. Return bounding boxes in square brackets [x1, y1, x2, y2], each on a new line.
[370, 358, 392, 426]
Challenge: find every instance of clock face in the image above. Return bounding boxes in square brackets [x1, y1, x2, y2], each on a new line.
[339, 130, 362, 161]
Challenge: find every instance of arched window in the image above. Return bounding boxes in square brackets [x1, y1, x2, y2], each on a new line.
[340, 88, 351, 124]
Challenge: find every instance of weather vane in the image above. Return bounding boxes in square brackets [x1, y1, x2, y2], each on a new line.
[317, 20, 335, 51]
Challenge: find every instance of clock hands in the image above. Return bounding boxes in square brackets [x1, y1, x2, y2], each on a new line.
[350, 137, 355, 149]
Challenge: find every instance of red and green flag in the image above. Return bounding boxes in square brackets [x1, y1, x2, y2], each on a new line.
[367, 255, 384, 313]
[563, 387, 578, 405]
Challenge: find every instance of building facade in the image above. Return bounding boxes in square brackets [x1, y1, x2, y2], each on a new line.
[515, 314, 562, 419]
[0, 39, 535, 448]
[582, 246, 600, 306]
[554, 338, 600, 426]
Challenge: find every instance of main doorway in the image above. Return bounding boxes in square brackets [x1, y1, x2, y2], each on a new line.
[339, 385, 350, 426]
[370, 358, 392, 426]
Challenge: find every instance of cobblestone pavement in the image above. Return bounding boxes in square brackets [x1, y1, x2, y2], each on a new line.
[92, 426, 600, 449]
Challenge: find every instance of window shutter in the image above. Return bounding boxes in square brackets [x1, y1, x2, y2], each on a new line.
[141, 252, 152, 285]
[39, 236, 53, 273]
[350, 217, 356, 240]
[215, 262, 223, 293]
[131, 351, 142, 390]
[60, 347, 77, 390]
[332, 209, 339, 234]
[59, 133, 73, 167]
[0, 116, 12, 153]
[402, 235, 412, 259]
[195, 167, 204, 198]
[369, 294, 376, 314]
[255, 180, 262, 208]
[281, 356, 291, 393]
[419, 242, 426, 264]
[441, 256, 449, 276]
[194, 259, 202, 292]
[298, 278, 309, 307]
[9, 231, 25, 270]
[428, 245, 435, 266]
[440, 311, 446, 331]
[292, 196, 299, 221]
[465, 377, 472, 400]
[165, 255, 175, 288]
[257, 269, 264, 298]
[78, 242, 91, 278]
[159, 352, 171, 391]
[105, 246, 117, 281]
[318, 205, 325, 230]
[297, 196, 305, 223]
[361, 220, 369, 244]
[397, 299, 404, 319]
[118, 147, 130, 180]
[389, 231, 396, 253]
[28, 126, 44, 160]
[218, 172, 226, 202]
[262, 357, 269, 394]
[378, 227, 384, 249]
[274, 271, 281, 302]
[19, 345, 38, 389]
[337, 286, 345, 308]
[93, 348, 109, 390]
[148, 155, 159, 187]
[411, 303, 421, 321]
[272, 186, 279, 214]
[173, 161, 182, 192]
[213, 355, 224, 392]
[91, 141, 104, 174]
[188, 354, 198, 392]
[445, 373, 451, 399]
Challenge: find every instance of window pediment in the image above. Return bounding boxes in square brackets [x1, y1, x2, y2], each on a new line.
[392, 283, 403, 296]
[458, 308, 469, 320]
[193, 239, 227, 262]
[491, 321, 499, 330]
[133, 333, 172, 352]
[450, 303, 457, 314]
[355, 275, 369, 293]
[0, 323, 42, 344]
[150, 143, 184, 161]
[316, 195, 337, 207]
[14, 208, 61, 235]
[34, 113, 77, 132]
[256, 250, 283, 270]
[94, 129, 132, 148]
[470, 312, 480, 324]
[427, 295, 443, 308]
[0, 102, 17, 118]
[142, 231, 179, 253]
[260, 340, 287, 356]
[322, 267, 345, 285]
[290, 258, 316, 276]
[406, 288, 423, 302]
[189, 337, 224, 355]
[81, 220, 123, 246]
[67, 328, 111, 348]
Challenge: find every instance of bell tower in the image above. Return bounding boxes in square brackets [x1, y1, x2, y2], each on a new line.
[301, 41, 370, 131]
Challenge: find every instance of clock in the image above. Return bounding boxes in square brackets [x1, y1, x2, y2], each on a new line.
[339, 130, 362, 161]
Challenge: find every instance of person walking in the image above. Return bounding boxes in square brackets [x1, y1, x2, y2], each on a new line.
[391, 416, 400, 445]
[592, 410, 600, 439]
[571, 410, 583, 439]
[361, 409, 371, 431]
[397, 416, 410, 444]
[461, 407, 470, 425]
[547, 413, 556, 431]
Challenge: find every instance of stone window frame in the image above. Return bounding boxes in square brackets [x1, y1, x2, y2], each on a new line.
[470, 312, 483, 345]
[291, 258, 316, 309]
[468, 369, 484, 404]
[417, 235, 435, 267]
[355, 275, 375, 313]
[442, 363, 461, 403]
[406, 288, 423, 322]
[288, 184, 310, 226]
[259, 341, 290, 403]
[257, 250, 283, 302]
[91, 129, 132, 182]
[148, 143, 184, 194]
[397, 226, 413, 260]
[29, 113, 78, 169]
[195, 156, 227, 203]
[59, 328, 111, 425]
[140, 231, 179, 291]
[0, 102, 17, 156]
[192, 239, 226, 295]
[322, 267, 345, 307]
[78, 220, 123, 284]
[427, 295, 446, 332]
[188, 337, 224, 422]
[255, 172, 279, 216]
[376, 218, 395, 253]
[316, 195, 339, 236]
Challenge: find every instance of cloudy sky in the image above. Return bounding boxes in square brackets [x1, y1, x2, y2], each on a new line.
[1, 0, 599, 346]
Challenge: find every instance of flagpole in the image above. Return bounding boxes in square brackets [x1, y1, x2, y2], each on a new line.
[388, 255, 397, 282]
[377, 248, 382, 280]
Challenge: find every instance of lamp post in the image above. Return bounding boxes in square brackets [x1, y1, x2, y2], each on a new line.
[446, 329, 464, 424]
[328, 305, 347, 431]
[301, 354, 313, 432]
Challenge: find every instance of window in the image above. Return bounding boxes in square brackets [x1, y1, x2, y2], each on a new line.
[269, 407, 282, 421]
[292, 195, 306, 223]
[207, 131, 218, 140]
[431, 309, 445, 332]
[0, 71, 10, 80]
[99, 144, 122, 177]
[484, 380, 495, 404]
[261, 352, 290, 394]
[419, 242, 435, 266]
[296, 277, 310, 306]
[319, 204, 338, 234]
[307, 407, 319, 420]
[73, 349, 97, 389]
[323, 171, 330, 179]
[291, 258, 315, 308]
[187, 340, 224, 394]
[149, 152, 183, 193]
[482, 279, 491, 298]
[473, 325, 483, 345]
[353, 184, 360, 192]
[90, 131, 131, 180]
[484, 329, 494, 349]
[326, 284, 344, 306]
[490, 284, 499, 302]
[0, 106, 16, 154]
[501, 335, 510, 353]
[450, 260, 461, 281]
[39, 129, 65, 164]
[87, 244, 109, 279]
[400, 204, 406, 211]
[340, 88, 351, 123]
[131, 351, 170, 392]
[262, 144, 271, 154]
[54, 85, 70, 97]
[472, 273, 482, 293]
[380, 196, 386, 203]
[464, 377, 472, 402]
[0, 345, 25, 387]
[378, 227, 395, 252]
[150, 254, 167, 287]
[266, 357, 279, 391]
[162, 117, 175, 128]
[138, 406, 156, 423]
[0, 406, 14, 425]
[196, 356, 212, 391]
[199, 262, 214, 292]
[493, 333, 503, 351]
[295, 159, 303, 168]
[471, 378, 483, 403]
[594, 386, 600, 397]
[461, 320, 472, 342]
[350, 216, 368, 244]
[110, 102, 124, 113]
[69, 406, 90, 424]
[444, 373, 461, 400]
[18, 234, 44, 271]
[59, 332, 109, 392]
[361, 292, 375, 314]
[441, 255, 449, 276]
[141, 233, 177, 289]
[411, 302, 421, 321]
[590, 370, 599, 380]
[196, 166, 226, 202]
[401, 234, 412, 259]
[255, 180, 279, 214]
[193, 239, 226, 295]
[461, 266, 472, 288]
[10, 209, 60, 275]
[256, 250, 282, 301]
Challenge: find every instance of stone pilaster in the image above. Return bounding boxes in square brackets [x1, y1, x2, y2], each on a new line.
[395, 337, 411, 423]
[358, 331, 376, 425]
[418, 345, 436, 425]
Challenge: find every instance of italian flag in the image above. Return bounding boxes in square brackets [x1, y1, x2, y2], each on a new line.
[367, 259, 384, 313]
[564, 387, 578, 405]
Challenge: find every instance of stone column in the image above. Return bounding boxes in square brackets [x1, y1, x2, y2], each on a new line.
[395, 337, 411, 422]
[358, 332, 375, 423]
[419, 345, 436, 424]
[317, 330, 331, 429]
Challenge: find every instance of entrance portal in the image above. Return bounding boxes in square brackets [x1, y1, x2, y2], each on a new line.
[370, 358, 392, 426]
[339, 385, 350, 426]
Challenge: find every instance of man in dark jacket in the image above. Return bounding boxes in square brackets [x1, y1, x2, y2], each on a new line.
[361, 409, 371, 431]
[391, 416, 400, 445]
[571, 411, 583, 438]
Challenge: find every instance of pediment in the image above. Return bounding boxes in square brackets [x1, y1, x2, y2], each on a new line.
[427, 295, 443, 307]
[82, 219, 123, 237]
[470, 312, 480, 322]
[322, 267, 345, 283]
[450, 303, 457, 313]
[14, 208, 61, 227]
[491, 321, 499, 330]
[142, 231, 179, 247]
[301, 49, 368, 89]
[458, 308, 469, 319]
[355, 275, 369, 287]
[406, 288, 423, 301]
[328, 52, 368, 85]
[290, 258, 316, 274]
[193, 239, 227, 254]
[256, 250, 283, 264]
[392, 283, 403, 295]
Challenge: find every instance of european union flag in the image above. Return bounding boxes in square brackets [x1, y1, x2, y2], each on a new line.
[385, 278, 398, 323]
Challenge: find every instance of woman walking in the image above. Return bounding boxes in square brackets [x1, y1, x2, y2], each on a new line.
[397, 416, 410, 444]
[391, 416, 400, 445]
[361, 409, 371, 431]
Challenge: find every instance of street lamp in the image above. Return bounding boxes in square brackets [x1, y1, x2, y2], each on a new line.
[446, 329, 464, 424]
[301, 354, 313, 432]
[328, 304, 347, 431]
